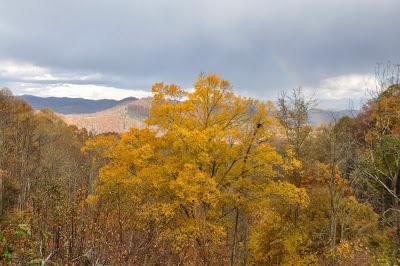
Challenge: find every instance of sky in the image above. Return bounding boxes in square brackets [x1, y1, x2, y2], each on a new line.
[0, 0, 399, 109]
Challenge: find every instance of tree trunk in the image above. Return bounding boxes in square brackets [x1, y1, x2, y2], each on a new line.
[0, 175, 3, 216]
[230, 207, 239, 266]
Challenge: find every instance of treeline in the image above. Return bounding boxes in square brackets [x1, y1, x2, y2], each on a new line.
[0, 88, 91, 264]
[0, 71, 399, 265]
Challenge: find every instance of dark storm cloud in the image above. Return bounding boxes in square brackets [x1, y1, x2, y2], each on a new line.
[0, 0, 399, 99]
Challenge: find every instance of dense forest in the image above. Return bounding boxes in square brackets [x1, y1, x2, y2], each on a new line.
[0, 71, 400, 265]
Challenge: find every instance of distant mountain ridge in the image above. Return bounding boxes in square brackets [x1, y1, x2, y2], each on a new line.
[60, 97, 152, 133]
[20, 94, 138, 114]
[20, 95, 358, 133]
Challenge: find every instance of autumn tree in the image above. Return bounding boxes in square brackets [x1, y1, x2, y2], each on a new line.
[84, 74, 313, 265]
[277, 87, 315, 186]
[1, 70, 397, 265]
[0, 91, 91, 264]
[350, 64, 400, 254]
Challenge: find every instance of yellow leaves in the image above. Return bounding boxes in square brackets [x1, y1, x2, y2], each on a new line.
[147, 85, 192, 130]
[192, 73, 231, 102]
[170, 164, 220, 208]
[114, 128, 156, 168]
[85, 194, 98, 205]
[94, 155, 143, 208]
[249, 209, 282, 263]
[141, 202, 176, 224]
[257, 144, 283, 171]
[291, 159, 302, 170]
[151, 82, 186, 100]
[86, 73, 325, 264]
[249, 181, 313, 265]
[334, 240, 355, 259]
[265, 181, 310, 209]
[148, 73, 277, 135]
[162, 216, 226, 259]
[200, 73, 230, 89]
[249, 207, 313, 265]
[170, 127, 209, 153]
[81, 133, 118, 160]
[326, 238, 374, 265]
[337, 196, 379, 234]
[366, 84, 400, 136]
[282, 146, 302, 173]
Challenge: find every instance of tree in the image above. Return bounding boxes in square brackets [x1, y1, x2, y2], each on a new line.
[350, 64, 400, 252]
[1, 71, 397, 264]
[277, 87, 315, 186]
[87, 74, 304, 264]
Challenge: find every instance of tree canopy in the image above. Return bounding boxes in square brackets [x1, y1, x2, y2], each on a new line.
[0, 75, 399, 265]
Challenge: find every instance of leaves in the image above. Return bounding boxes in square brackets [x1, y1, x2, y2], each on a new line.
[0, 75, 397, 264]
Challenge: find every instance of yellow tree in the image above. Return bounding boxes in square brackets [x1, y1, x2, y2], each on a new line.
[147, 74, 285, 264]
[87, 74, 311, 264]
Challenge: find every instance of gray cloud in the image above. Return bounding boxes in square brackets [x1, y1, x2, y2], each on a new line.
[0, 0, 399, 101]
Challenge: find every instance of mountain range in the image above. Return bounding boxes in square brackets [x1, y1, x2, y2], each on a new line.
[19, 95, 358, 133]
[21, 94, 138, 114]
[60, 97, 151, 134]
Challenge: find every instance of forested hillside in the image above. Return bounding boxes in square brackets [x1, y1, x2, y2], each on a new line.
[0, 74, 399, 265]
[60, 97, 152, 134]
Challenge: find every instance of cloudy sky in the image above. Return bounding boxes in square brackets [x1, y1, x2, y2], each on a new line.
[0, 0, 399, 109]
